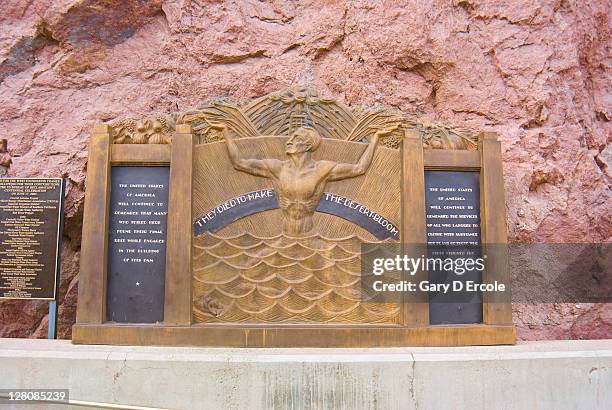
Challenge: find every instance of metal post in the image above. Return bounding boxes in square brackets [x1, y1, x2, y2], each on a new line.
[48, 300, 58, 339]
[48, 178, 65, 340]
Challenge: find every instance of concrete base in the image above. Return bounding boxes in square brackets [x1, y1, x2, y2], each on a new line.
[0, 339, 610, 410]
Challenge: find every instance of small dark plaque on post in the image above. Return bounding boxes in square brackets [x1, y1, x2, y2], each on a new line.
[0, 178, 64, 299]
[106, 166, 169, 323]
[425, 170, 482, 325]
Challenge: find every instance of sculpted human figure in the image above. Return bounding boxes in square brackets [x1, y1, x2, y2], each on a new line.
[211, 124, 395, 236]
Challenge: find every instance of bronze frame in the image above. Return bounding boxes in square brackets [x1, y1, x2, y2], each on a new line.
[73, 126, 515, 347]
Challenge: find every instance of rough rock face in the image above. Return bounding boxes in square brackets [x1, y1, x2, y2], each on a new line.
[0, 0, 610, 340]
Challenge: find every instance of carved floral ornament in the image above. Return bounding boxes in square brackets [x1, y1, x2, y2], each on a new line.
[110, 116, 175, 145]
[108, 86, 478, 150]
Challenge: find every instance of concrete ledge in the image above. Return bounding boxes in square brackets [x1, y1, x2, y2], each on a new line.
[1, 338, 610, 409]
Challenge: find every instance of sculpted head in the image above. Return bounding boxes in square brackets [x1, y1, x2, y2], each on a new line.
[285, 127, 321, 154]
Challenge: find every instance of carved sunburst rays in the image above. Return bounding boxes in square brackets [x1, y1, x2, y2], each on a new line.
[178, 86, 478, 150]
[244, 87, 356, 140]
[108, 86, 479, 149]
[180, 87, 407, 146]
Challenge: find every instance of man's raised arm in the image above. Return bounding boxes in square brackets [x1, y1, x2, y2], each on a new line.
[210, 124, 280, 178]
[328, 127, 395, 181]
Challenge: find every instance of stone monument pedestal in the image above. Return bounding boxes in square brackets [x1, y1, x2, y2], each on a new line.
[1, 338, 610, 409]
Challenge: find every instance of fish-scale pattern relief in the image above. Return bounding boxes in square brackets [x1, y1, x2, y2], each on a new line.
[192, 232, 400, 323]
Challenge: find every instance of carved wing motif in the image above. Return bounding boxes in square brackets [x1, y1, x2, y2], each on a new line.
[343, 108, 405, 148]
[417, 118, 478, 150]
[202, 102, 260, 138]
[178, 101, 260, 143]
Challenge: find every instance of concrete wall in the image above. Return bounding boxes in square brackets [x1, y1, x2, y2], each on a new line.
[0, 339, 610, 409]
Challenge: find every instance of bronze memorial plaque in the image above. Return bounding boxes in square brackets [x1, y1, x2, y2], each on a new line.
[192, 128, 401, 325]
[73, 87, 516, 347]
[0, 178, 64, 300]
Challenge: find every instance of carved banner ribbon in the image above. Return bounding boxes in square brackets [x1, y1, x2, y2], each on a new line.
[193, 189, 399, 240]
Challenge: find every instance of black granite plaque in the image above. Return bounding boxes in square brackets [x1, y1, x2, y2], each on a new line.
[106, 166, 169, 323]
[425, 170, 482, 325]
[0, 178, 64, 300]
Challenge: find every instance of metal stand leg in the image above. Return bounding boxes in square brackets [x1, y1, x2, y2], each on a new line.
[47, 300, 57, 339]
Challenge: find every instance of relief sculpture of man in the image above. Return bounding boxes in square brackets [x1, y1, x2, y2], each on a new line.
[211, 124, 395, 236]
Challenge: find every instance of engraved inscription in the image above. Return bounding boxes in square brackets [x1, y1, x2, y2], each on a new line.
[425, 171, 482, 325]
[0, 178, 63, 299]
[425, 171, 481, 245]
[106, 167, 169, 323]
